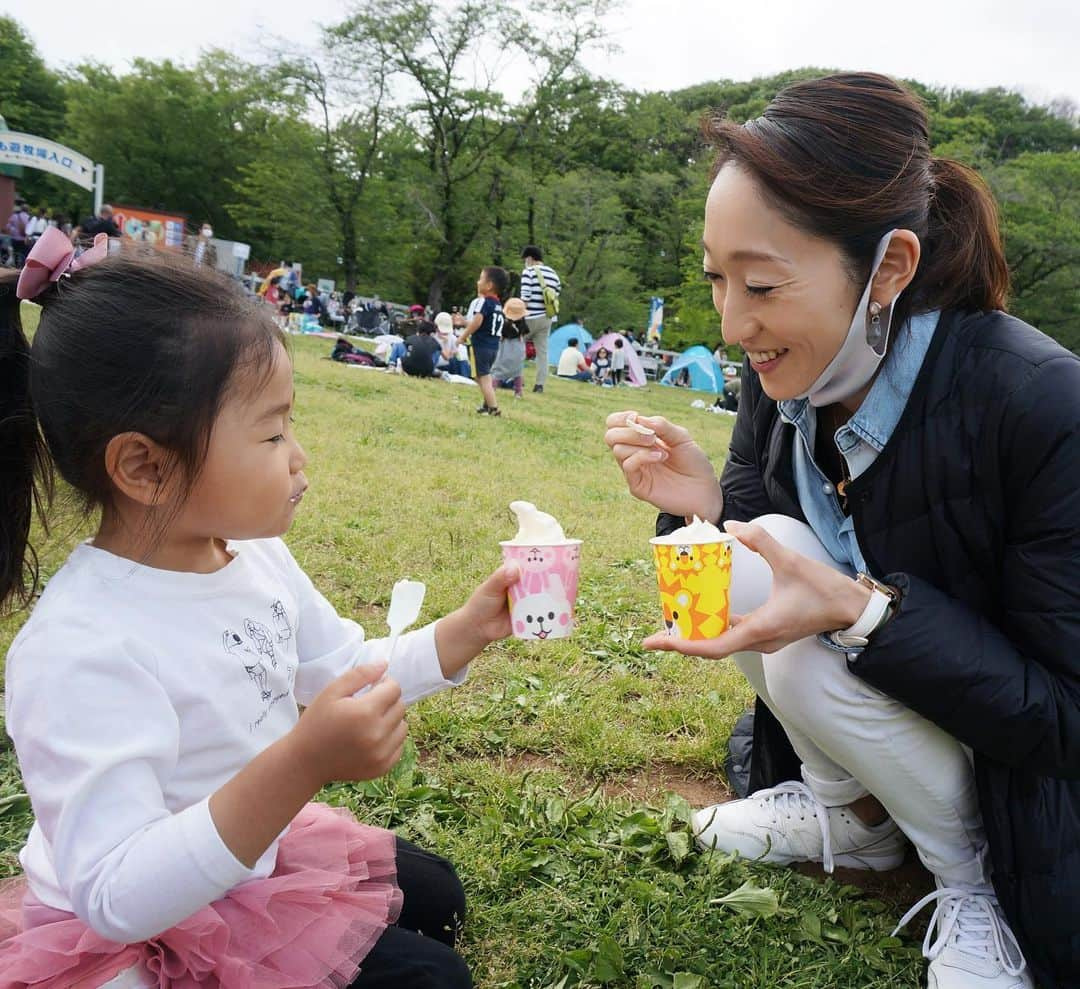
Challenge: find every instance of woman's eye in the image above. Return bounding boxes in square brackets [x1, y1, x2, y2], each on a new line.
[745, 285, 775, 298]
[267, 434, 285, 443]
[703, 271, 722, 284]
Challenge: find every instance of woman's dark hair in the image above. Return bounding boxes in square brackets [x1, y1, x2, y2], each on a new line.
[703, 72, 1010, 330]
[0, 251, 284, 612]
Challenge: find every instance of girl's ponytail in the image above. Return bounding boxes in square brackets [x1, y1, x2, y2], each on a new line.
[0, 273, 53, 612]
[921, 157, 1011, 315]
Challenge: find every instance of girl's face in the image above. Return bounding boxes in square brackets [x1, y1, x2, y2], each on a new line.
[179, 342, 308, 541]
[703, 164, 861, 400]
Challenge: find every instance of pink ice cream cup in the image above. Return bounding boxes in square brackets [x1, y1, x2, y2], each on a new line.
[500, 540, 582, 641]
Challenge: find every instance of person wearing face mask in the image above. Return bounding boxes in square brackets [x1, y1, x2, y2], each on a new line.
[185, 222, 219, 269]
[605, 73, 1079, 989]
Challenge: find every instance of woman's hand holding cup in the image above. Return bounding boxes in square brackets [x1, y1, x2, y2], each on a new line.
[604, 411, 723, 522]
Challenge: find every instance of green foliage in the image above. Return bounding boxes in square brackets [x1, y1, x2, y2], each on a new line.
[61, 52, 285, 239]
[5, 14, 1078, 347]
[990, 152, 1080, 349]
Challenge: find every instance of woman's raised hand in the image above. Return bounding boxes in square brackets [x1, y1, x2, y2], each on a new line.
[604, 411, 723, 521]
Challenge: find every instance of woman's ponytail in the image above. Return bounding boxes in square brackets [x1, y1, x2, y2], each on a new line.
[0, 272, 53, 613]
[921, 157, 1011, 315]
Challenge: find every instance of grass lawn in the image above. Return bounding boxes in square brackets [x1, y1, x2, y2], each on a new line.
[0, 325, 925, 987]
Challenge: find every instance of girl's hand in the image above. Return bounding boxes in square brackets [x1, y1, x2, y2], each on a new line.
[462, 562, 520, 643]
[604, 411, 724, 521]
[434, 564, 520, 678]
[288, 662, 408, 787]
[642, 521, 872, 657]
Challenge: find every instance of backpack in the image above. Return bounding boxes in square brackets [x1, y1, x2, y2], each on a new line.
[535, 266, 560, 318]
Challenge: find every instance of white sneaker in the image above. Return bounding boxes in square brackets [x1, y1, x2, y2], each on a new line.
[691, 781, 907, 873]
[893, 887, 1032, 989]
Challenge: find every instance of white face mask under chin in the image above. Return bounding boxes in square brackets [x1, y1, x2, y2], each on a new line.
[798, 230, 898, 408]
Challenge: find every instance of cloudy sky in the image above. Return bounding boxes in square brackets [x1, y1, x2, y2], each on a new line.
[7, 0, 1079, 106]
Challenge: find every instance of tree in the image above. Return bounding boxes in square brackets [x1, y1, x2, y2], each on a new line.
[991, 152, 1080, 349]
[330, 0, 614, 309]
[267, 52, 391, 291]
[63, 53, 284, 239]
[0, 16, 74, 214]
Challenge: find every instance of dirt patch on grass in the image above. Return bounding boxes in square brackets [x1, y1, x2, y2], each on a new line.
[425, 749, 933, 908]
[794, 853, 934, 907]
[439, 750, 731, 806]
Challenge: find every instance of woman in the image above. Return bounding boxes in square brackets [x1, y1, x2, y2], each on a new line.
[605, 73, 1078, 989]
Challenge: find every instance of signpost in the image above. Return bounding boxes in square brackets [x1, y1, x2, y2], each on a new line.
[0, 130, 105, 211]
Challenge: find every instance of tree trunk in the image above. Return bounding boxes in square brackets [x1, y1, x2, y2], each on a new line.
[341, 211, 359, 292]
[426, 268, 448, 311]
[527, 194, 536, 247]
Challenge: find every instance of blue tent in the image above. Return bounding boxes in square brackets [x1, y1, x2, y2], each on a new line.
[660, 345, 724, 392]
[547, 323, 594, 366]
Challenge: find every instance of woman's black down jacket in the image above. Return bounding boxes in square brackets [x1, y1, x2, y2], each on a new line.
[657, 308, 1080, 986]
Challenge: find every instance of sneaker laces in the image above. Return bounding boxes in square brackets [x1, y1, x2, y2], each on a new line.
[759, 781, 834, 873]
[892, 887, 1026, 976]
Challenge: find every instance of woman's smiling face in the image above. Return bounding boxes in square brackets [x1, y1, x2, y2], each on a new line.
[703, 163, 862, 400]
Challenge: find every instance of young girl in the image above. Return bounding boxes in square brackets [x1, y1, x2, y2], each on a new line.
[490, 298, 528, 399]
[0, 230, 518, 988]
[591, 347, 611, 385]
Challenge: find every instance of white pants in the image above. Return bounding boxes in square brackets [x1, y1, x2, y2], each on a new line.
[732, 514, 990, 887]
[525, 315, 552, 387]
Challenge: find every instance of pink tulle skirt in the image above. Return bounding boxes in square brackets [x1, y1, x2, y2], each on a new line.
[0, 802, 403, 988]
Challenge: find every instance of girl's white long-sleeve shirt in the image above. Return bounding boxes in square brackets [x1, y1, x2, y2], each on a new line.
[4, 538, 464, 944]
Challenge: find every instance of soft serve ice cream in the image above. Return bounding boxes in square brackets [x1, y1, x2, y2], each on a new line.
[650, 515, 727, 545]
[505, 501, 568, 545]
[500, 502, 581, 641]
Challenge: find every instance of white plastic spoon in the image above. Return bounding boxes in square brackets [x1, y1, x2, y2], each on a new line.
[385, 578, 427, 666]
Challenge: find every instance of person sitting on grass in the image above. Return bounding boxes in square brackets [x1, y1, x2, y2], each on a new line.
[455, 266, 509, 416]
[591, 346, 612, 385]
[0, 233, 520, 987]
[556, 338, 592, 382]
[605, 71, 1079, 989]
[433, 311, 471, 377]
[401, 320, 443, 378]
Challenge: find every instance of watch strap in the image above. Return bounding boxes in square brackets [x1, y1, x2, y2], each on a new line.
[830, 584, 894, 649]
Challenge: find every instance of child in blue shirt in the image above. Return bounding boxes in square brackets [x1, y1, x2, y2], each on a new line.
[455, 266, 508, 416]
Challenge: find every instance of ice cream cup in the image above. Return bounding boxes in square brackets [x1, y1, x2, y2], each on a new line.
[500, 540, 582, 641]
[649, 534, 734, 640]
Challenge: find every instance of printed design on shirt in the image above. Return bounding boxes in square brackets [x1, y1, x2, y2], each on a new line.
[271, 599, 293, 644]
[223, 628, 273, 701]
[244, 618, 277, 668]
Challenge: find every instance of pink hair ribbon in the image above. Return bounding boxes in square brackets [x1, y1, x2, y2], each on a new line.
[16, 227, 109, 301]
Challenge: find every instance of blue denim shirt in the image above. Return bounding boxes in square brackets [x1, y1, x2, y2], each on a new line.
[777, 310, 941, 575]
